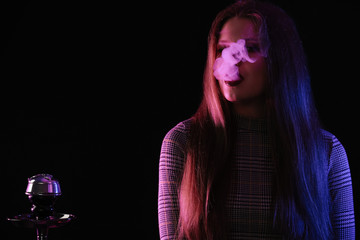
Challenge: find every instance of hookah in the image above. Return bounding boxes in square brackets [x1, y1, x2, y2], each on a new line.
[7, 174, 76, 240]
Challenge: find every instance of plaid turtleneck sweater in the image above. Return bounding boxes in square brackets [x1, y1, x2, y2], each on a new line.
[158, 116, 355, 239]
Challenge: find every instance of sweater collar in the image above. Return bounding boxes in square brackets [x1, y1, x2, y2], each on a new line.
[234, 114, 268, 133]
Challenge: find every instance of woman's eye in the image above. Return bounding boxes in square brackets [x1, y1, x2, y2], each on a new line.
[246, 45, 260, 53]
[216, 47, 224, 56]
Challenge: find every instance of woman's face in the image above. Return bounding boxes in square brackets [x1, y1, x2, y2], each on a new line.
[217, 17, 267, 106]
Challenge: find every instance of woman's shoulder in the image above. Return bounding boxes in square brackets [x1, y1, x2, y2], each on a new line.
[321, 129, 345, 151]
[164, 118, 192, 139]
[321, 129, 349, 169]
[162, 118, 192, 150]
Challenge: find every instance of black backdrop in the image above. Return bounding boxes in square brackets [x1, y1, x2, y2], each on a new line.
[1, 0, 359, 239]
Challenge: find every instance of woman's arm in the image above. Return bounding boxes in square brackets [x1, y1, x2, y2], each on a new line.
[328, 135, 355, 239]
[158, 121, 188, 240]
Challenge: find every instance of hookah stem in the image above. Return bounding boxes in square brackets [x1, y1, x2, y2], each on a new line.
[36, 224, 49, 240]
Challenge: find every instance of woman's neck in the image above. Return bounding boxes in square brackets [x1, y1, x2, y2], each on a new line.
[232, 98, 266, 119]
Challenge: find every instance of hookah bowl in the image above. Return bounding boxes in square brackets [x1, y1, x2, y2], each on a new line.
[7, 174, 76, 240]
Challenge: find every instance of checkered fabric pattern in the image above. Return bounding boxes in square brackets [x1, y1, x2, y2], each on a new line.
[158, 117, 355, 239]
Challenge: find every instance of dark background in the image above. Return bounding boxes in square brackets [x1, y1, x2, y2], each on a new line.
[1, 0, 358, 239]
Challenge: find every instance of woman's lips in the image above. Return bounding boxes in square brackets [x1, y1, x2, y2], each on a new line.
[224, 75, 243, 87]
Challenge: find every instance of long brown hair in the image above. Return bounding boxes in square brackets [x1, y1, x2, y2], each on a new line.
[178, 0, 332, 239]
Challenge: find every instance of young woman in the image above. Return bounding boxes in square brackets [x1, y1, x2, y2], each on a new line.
[158, 0, 355, 239]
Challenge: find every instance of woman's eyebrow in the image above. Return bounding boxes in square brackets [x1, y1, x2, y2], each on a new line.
[246, 38, 259, 42]
[218, 40, 231, 45]
[218, 38, 259, 44]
